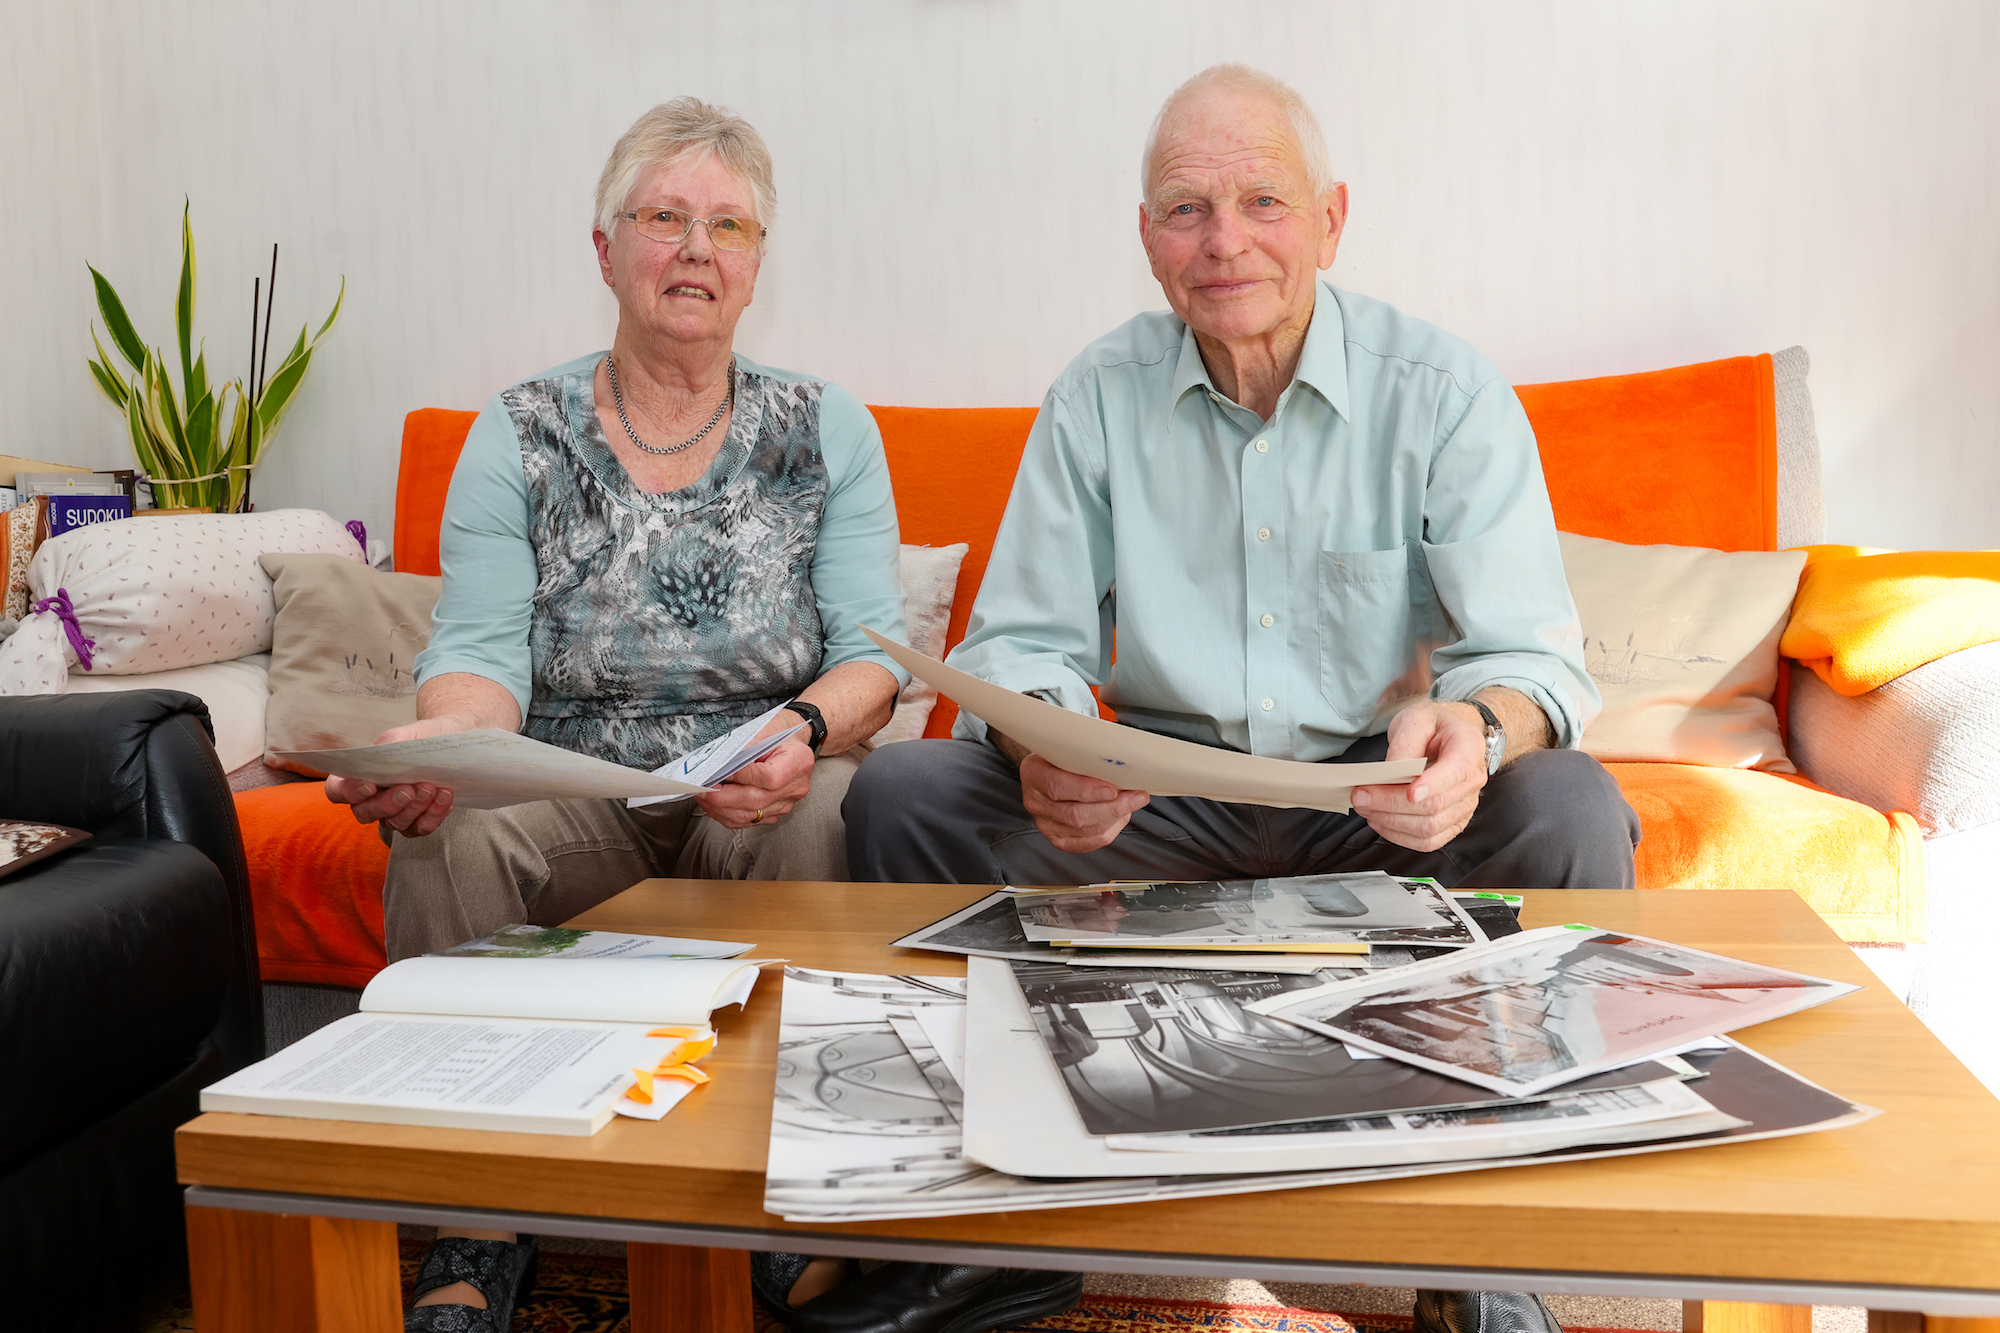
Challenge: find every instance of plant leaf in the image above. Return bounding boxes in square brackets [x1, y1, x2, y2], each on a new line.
[221, 386, 252, 513]
[310, 275, 345, 344]
[87, 356, 129, 409]
[90, 265, 149, 373]
[185, 390, 217, 478]
[255, 334, 315, 438]
[190, 348, 208, 406]
[176, 200, 196, 395]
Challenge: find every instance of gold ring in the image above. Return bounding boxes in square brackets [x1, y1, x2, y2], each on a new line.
[751, 808, 765, 824]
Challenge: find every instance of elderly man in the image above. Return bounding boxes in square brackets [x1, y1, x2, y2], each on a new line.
[844, 64, 1637, 1333]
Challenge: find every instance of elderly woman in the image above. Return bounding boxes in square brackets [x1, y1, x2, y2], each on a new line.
[327, 99, 903, 1331]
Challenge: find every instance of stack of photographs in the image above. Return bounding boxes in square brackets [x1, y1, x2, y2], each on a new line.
[1013, 873, 1484, 951]
[762, 950, 1878, 1223]
[889, 877, 1485, 974]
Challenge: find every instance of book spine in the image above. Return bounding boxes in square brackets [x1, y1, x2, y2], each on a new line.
[45, 495, 132, 538]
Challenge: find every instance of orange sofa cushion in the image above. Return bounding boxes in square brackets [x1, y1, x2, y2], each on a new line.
[1517, 353, 1778, 553]
[241, 352, 1918, 990]
[238, 781, 389, 986]
[1611, 763, 1922, 943]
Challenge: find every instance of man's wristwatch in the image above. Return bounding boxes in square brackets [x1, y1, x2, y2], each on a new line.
[787, 700, 828, 754]
[1466, 699, 1506, 775]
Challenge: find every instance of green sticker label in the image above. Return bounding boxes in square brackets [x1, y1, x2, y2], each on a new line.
[1561, 922, 1594, 930]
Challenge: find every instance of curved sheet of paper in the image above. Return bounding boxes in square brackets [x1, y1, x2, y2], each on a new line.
[862, 629, 1423, 812]
[275, 729, 711, 810]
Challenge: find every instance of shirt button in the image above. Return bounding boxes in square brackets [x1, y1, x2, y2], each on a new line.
[1260, 614, 1275, 628]
[1256, 526, 1271, 541]
[1255, 439, 1270, 453]
[1260, 697, 1275, 711]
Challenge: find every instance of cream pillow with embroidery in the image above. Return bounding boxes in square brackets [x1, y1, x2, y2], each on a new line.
[1560, 532, 1808, 772]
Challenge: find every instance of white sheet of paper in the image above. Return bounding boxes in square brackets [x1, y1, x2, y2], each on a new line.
[628, 702, 806, 809]
[862, 629, 1425, 812]
[909, 1001, 968, 1087]
[275, 729, 711, 809]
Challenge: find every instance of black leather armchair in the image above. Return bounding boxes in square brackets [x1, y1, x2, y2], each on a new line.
[0, 691, 262, 1331]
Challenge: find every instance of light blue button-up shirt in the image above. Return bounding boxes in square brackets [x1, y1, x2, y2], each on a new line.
[949, 282, 1597, 761]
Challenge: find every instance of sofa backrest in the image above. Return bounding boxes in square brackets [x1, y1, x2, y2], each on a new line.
[392, 350, 1815, 740]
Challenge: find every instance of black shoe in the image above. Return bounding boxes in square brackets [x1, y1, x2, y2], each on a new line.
[789, 1262, 1083, 1333]
[1414, 1289, 1564, 1333]
[752, 1252, 861, 1324]
[404, 1234, 540, 1332]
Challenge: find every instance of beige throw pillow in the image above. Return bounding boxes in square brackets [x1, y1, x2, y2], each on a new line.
[1559, 532, 1808, 772]
[260, 553, 441, 775]
[870, 543, 970, 745]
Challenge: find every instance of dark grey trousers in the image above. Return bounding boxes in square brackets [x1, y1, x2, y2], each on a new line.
[844, 734, 1639, 891]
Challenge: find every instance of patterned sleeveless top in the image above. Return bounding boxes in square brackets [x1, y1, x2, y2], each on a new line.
[500, 358, 829, 769]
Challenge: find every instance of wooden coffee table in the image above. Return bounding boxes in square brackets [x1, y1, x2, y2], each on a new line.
[177, 884, 2000, 1333]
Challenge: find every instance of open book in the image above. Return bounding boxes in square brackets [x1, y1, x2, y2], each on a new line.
[200, 953, 767, 1136]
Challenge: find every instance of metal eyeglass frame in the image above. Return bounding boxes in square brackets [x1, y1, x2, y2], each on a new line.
[617, 208, 767, 250]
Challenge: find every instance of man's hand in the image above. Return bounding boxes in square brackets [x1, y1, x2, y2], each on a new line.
[1349, 701, 1488, 853]
[1017, 753, 1151, 854]
[696, 737, 816, 831]
[325, 716, 475, 837]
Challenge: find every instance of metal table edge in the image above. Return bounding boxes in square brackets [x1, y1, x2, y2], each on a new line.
[183, 1186, 2000, 1315]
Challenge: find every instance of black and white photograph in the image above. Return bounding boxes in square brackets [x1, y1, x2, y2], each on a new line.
[1249, 926, 1861, 1096]
[889, 890, 1078, 962]
[1007, 960, 1682, 1138]
[1014, 873, 1451, 947]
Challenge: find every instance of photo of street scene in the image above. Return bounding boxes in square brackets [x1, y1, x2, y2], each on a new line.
[1015, 873, 1446, 945]
[1004, 959, 1644, 1137]
[1257, 929, 1856, 1095]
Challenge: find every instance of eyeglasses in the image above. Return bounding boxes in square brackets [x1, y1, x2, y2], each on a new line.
[618, 207, 766, 250]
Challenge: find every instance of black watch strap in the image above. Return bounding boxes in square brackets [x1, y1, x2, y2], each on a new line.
[788, 700, 828, 754]
[1466, 698, 1506, 775]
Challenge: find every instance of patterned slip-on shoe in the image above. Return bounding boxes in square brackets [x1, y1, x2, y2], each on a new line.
[752, 1252, 862, 1324]
[404, 1234, 541, 1332]
[1414, 1289, 1564, 1333]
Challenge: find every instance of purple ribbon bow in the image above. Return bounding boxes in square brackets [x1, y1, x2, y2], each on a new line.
[30, 587, 96, 671]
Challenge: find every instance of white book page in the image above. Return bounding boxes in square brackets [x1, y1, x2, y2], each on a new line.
[274, 730, 710, 809]
[361, 955, 769, 1026]
[908, 1001, 968, 1086]
[862, 629, 1423, 813]
[200, 1013, 684, 1136]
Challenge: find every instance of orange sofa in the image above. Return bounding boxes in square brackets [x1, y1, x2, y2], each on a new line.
[236, 348, 1926, 989]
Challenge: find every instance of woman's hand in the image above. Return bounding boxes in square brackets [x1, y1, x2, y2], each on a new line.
[325, 716, 473, 837]
[696, 736, 816, 830]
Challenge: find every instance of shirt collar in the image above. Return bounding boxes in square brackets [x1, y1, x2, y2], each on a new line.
[1169, 280, 1351, 422]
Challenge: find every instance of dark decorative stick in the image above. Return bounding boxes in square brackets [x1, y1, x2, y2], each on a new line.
[254, 274, 266, 404]
[257, 242, 278, 403]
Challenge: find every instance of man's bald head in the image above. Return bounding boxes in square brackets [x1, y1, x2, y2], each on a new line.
[1140, 64, 1332, 206]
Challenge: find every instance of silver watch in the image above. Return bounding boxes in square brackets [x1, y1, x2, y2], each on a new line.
[1466, 699, 1506, 775]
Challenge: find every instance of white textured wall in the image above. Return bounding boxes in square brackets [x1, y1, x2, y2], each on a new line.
[5, 1, 1997, 551]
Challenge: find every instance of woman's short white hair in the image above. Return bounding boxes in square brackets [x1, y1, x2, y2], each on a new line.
[1140, 65, 1332, 206]
[594, 97, 777, 243]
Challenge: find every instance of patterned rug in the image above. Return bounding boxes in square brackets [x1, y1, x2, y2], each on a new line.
[145, 1246, 1660, 1333]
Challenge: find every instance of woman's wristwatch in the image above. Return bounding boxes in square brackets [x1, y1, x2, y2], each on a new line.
[787, 700, 828, 754]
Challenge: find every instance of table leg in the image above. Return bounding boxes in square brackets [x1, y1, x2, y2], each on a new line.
[628, 1242, 755, 1333]
[186, 1205, 400, 1333]
[1684, 1301, 1812, 1333]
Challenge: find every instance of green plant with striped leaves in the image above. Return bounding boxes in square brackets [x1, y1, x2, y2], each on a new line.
[86, 201, 343, 513]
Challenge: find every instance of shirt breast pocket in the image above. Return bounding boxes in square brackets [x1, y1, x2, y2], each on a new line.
[1318, 546, 1413, 723]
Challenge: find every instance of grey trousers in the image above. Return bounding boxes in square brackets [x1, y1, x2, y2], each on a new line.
[383, 751, 862, 961]
[844, 735, 1638, 891]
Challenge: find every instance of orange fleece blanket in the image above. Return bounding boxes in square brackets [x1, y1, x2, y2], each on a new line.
[1781, 546, 2000, 696]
